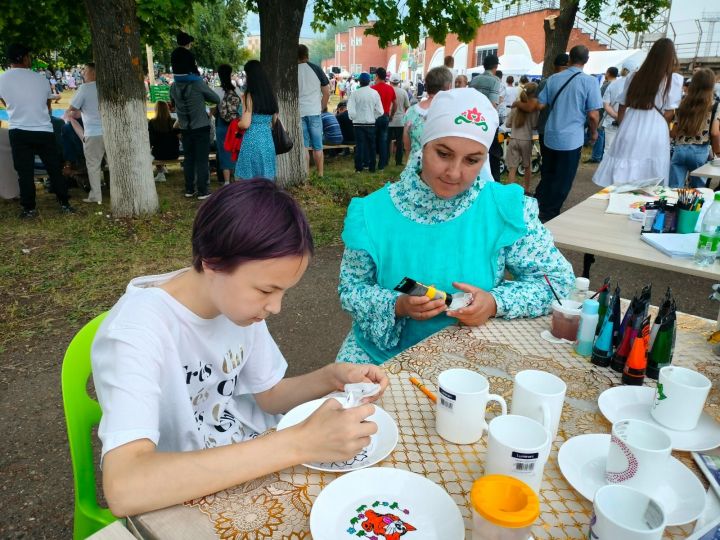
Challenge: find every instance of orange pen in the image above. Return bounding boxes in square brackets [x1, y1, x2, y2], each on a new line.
[409, 376, 437, 403]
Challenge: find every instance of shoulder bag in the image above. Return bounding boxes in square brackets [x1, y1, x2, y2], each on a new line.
[272, 116, 293, 155]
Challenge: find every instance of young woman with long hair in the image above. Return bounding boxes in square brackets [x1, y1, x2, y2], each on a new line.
[593, 38, 684, 187]
[215, 64, 240, 185]
[669, 68, 720, 187]
[506, 82, 539, 193]
[235, 60, 280, 181]
[148, 100, 180, 182]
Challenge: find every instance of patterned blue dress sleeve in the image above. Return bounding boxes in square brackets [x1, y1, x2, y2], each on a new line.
[338, 248, 406, 351]
[490, 196, 575, 318]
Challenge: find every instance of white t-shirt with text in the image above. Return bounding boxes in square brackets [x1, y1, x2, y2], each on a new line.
[70, 81, 103, 137]
[0, 68, 53, 132]
[92, 269, 287, 459]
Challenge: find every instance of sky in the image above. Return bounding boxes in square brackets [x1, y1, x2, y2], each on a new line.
[245, 0, 720, 45]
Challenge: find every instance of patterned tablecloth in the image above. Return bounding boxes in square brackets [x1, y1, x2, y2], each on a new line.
[132, 312, 720, 540]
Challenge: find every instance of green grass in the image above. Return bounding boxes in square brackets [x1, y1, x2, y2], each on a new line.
[0, 156, 402, 356]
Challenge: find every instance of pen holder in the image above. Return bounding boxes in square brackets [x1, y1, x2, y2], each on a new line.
[677, 209, 700, 234]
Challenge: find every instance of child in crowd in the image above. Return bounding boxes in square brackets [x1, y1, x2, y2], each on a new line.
[506, 82, 539, 194]
[92, 180, 388, 516]
[148, 100, 180, 182]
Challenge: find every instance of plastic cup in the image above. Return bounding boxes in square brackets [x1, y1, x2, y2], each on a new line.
[676, 209, 700, 234]
[550, 300, 582, 341]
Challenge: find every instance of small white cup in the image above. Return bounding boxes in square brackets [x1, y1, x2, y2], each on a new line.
[605, 419, 672, 493]
[485, 414, 551, 494]
[436, 369, 507, 445]
[511, 369, 567, 441]
[651, 366, 712, 431]
[589, 484, 666, 540]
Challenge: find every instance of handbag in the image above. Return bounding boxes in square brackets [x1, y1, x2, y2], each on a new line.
[271, 117, 293, 155]
[224, 118, 245, 161]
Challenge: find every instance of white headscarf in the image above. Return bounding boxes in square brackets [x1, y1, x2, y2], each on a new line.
[420, 88, 499, 150]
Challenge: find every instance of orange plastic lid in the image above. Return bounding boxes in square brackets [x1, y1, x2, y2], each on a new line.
[470, 475, 540, 528]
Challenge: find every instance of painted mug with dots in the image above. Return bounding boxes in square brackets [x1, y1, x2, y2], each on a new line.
[605, 419, 672, 494]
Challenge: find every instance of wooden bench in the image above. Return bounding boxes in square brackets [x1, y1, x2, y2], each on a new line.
[153, 153, 217, 167]
[323, 144, 354, 154]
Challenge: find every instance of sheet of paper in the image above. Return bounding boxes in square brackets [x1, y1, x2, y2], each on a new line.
[606, 192, 656, 215]
[640, 233, 700, 258]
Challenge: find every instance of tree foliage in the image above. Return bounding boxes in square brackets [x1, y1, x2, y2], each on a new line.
[312, 1, 493, 48]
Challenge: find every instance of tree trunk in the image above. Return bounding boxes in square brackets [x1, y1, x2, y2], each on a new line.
[84, 0, 158, 217]
[542, 0, 579, 78]
[258, 0, 308, 188]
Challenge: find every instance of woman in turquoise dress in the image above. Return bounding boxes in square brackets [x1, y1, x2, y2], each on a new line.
[337, 88, 575, 365]
[235, 60, 278, 181]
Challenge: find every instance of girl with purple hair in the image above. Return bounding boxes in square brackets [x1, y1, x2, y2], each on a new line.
[91, 179, 388, 516]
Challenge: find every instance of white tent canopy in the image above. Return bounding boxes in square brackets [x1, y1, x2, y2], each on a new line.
[582, 49, 647, 76]
[466, 54, 542, 78]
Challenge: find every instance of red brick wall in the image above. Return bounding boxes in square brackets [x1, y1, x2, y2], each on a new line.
[424, 9, 608, 72]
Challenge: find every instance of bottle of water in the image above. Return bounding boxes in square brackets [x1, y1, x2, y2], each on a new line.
[694, 192, 720, 267]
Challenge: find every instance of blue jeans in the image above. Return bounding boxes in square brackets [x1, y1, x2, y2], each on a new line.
[669, 144, 710, 188]
[375, 114, 390, 169]
[591, 126, 605, 161]
[181, 126, 211, 195]
[301, 115, 323, 150]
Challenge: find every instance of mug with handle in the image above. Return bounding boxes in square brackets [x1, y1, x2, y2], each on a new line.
[436, 368, 507, 445]
[651, 366, 712, 431]
[510, 369, 567, 441]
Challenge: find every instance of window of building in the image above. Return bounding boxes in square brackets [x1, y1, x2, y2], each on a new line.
[352, 37, 362, 46]
[336, 43, 346, 52]
[351, 64, 362, 73]
[475, 45, 498, 67]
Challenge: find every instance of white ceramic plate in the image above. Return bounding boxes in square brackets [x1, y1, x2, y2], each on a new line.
[310, 467, 464, 540]
[558, 433, 706, 526]
[598, 385, 720, 451]
[276, 398, 398, 472]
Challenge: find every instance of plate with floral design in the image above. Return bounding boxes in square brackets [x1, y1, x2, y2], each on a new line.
[310, 467, 464, 540]
[276, 398, 399, 472]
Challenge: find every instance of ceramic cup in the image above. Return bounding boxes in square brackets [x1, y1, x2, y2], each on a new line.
[511, 370, 567, 441]
[651, 366, 712, 431]
[484, 414, 551, 494]
[436, 369, 507, 445]
[589, 484, 666, 540]
[605, 419, 672, 493]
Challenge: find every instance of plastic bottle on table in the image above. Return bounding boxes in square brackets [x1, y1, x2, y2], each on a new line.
[570, 277, 590, 303]
[575, 299, 599, 357]
[694, 192, 720, 267]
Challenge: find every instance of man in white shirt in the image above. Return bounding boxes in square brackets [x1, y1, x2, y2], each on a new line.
[601, 62, 634, 155]
[388, 74, 410, 166]
[347, 72, 383, 173]
[68, 63, 105, 204]
[503, 75, 519, 122]
[298, 45, 330, 177]
[0, 44, 73, 218]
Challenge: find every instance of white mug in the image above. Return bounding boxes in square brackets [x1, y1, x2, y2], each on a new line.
[651, 366, 712, 431]
[605, 419, 672, 493]
[436, 369, 507, 444]
[589, 484, 666, 540]
[511, 369, 567, 441]
[484, 414, 551, 494]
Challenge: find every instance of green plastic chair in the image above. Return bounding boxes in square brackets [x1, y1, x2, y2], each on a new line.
[61, 312, 117, 539]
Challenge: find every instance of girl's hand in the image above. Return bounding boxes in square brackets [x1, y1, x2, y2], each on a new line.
[395, 294, 447, 320]
[325, 363, 389, 403]
[293, 399, 377, 463]
[446, 282, 497, 326]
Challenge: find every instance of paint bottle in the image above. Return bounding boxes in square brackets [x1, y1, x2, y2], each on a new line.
[571, 277, 590, 304]
[591, 309, 614, 367]
[575, 299, 599, 357]
[622, 316, 651, 386]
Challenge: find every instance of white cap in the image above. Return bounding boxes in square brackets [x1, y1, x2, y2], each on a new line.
[420, 88, 499, 150]
[574, 277, 590, 291]
[389, 73, 401, 83]
[621, 58, 640, 72]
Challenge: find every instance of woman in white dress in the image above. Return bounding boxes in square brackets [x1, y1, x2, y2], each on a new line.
[593, 38, 683, 187]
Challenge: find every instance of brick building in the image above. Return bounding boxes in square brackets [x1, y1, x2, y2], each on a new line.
[321, 8, 610, 78]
